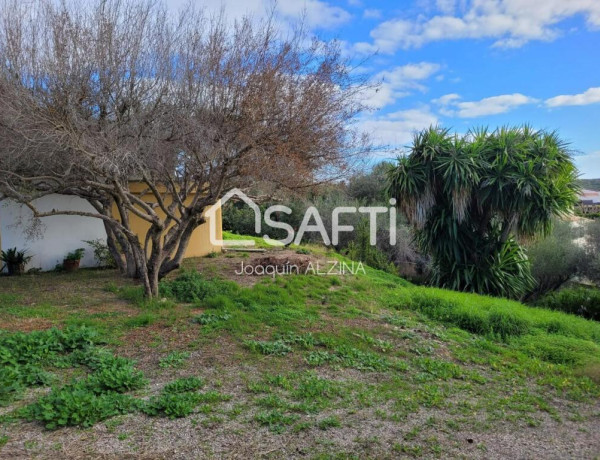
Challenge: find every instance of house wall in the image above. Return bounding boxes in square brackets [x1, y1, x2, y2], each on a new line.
[110, 184, 223, 258]
[0, 195, 107, 271]
[0, 193, 223, 273]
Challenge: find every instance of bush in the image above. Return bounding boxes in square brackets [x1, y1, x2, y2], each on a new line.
[536, 288, 600, 321]
[526, 219, 586, 296]
[84, 239, 117, 268]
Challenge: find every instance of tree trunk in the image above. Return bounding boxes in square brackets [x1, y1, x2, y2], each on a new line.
[103, 222, 126, 273]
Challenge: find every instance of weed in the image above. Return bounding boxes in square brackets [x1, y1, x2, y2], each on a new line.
[255, 410, 299, 433]
[317, 415, 341, 430]
[192, 312, 232, 326]
[159, 351, 191, 368]
[159, 271, 238, 303]
[245, 340, 292, 356]
[162, 377, 204, 394]
[25, 389, 139, 429]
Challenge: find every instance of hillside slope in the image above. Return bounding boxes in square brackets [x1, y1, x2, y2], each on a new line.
[0, 243, 599, 458]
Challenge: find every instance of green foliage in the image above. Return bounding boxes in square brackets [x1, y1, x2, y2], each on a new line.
[192, 312, 232, 325]
[405, 286, 600, 343]
[158, 351, 190, 368]
[0, 327, 151, 429]
[162, 377, 204, 394]
[25, 388, 138, 429]
[64, 248, 85, 261]
[317, 415, 341, 430]
[84, 355, 147, 393]
[344, 219, 397, 273]
[409, 290, 531, 339]
[245, 340, 293, 356]
[305, 345, 395, 371]
[255, 410, 299, 433]
[141, 378, 227, 418]
[142, 392, 201, 418]
[526, 220, 586, 296]
[0, 247, 32, 265]
[22, 347, 145, 429]
[535, 288, 600, 321]
[84, 239, 117, 268]
[517, 334, 600, 365]
[0, 326, 100, 404]
[346, 162, 392, 204]
[389, 126, 578, 298]
[159, 270, 239, 303]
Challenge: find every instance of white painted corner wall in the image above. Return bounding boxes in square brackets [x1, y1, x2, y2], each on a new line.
[0, 195, 108, 272]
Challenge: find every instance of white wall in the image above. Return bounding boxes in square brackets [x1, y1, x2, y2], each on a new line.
[0, 195, 108, 272]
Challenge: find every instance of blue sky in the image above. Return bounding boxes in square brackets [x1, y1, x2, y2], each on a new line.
[171, 0, 600, 178]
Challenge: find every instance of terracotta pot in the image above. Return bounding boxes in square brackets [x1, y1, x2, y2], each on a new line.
[7, 262, 25, 276]
[63, 259, 81, 272]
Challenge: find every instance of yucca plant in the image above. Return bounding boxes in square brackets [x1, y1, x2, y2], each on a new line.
[388, 126, 579, 299]
[1, 247, 33, 276]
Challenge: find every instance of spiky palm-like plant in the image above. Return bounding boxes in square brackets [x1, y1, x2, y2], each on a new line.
[388, 126, 579, 298]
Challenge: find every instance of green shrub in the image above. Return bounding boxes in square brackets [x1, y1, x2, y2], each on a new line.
[535, 288, 600, 321]
[526, 219, 585, 296]
[84, 239, 117, 268]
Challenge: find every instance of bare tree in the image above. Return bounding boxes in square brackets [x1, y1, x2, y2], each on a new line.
[0, 0, 370, 296]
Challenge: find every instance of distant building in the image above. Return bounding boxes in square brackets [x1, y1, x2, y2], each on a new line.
[578, 189, 600, 214]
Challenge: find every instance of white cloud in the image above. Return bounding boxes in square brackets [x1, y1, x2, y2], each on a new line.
[360, 108, 439, 147]
[166, 0, 351, 30]
[574, 151, 600, 179]
[354, 0, 600, 53]
[363, 9, 382, 19]
[361, 62, 441, 109]
[546, 87, 600, 107]
[433, 92, 536, 118]
[276, 0, 351, 29]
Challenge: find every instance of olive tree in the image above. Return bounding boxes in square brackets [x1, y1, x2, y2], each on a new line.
[0, 0, 369, 296]
[388, 126, 579, 298]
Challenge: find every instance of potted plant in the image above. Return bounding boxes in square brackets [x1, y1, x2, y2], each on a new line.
[63, 248, 85, 272]
[1, 247, 32, 276]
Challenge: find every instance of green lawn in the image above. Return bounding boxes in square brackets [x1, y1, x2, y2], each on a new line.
[0, 245, 599, 458]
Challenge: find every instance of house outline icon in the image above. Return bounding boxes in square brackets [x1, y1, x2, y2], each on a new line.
[205, 188, 261, 247]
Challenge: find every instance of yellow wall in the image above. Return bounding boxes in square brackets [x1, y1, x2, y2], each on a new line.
[113, 184, 222, 259]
